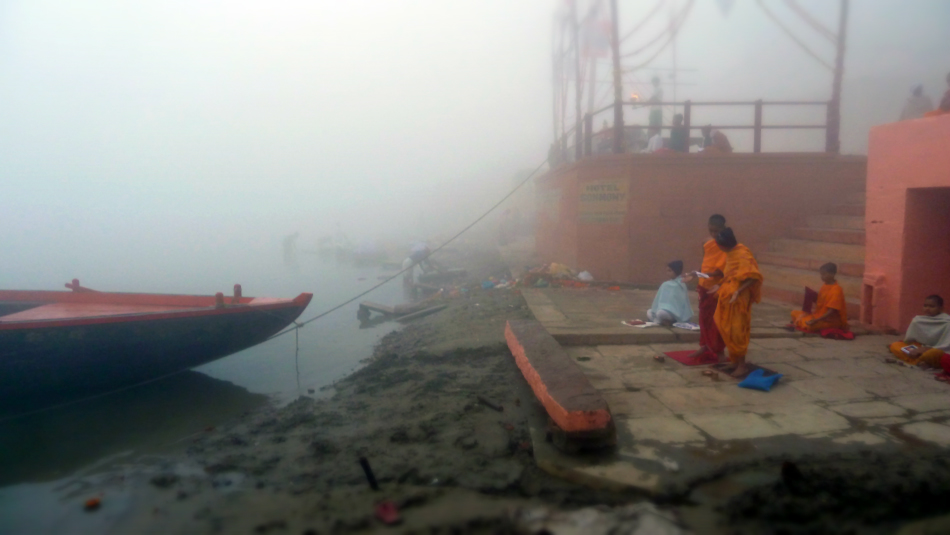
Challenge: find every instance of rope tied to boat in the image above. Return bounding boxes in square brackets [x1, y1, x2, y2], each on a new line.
[0, 156, 549, 423]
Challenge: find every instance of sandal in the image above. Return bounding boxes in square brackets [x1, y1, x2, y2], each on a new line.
[653, 355, 666, 362]
[936, 375, 949, 382]
[702, 369, 716, 377]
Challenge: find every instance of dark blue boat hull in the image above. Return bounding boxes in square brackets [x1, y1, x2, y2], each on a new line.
[0, 304, 307, 398]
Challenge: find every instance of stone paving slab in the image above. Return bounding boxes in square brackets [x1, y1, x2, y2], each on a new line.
[525, 329, 950, 494]
[892, 393, 950, 412]
[521, 287, 805, 346]
[830, 401, 907, 418]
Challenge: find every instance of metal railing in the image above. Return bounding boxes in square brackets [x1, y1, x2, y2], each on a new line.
[554, 99, 832, 163]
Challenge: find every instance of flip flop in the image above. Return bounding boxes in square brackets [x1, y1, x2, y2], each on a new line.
[936, 375, 950, 383]
[702, 369, 716, 377]
[653, 355, 666, 362]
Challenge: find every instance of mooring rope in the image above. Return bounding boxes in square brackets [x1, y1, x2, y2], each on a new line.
[0, 156, 551, 422]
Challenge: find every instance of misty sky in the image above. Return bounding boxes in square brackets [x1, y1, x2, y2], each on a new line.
[1, 1, 947, 291]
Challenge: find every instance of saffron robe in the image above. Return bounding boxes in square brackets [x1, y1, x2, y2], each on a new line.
[791, 282, 848, 332]
[713, 244, 763, 360]
[698, 240, 727, 353]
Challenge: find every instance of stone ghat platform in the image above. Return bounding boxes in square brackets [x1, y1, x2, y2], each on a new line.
[520, 287, 825, 346]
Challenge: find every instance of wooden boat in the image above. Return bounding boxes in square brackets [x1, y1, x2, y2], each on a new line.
[0, 280, 313, 398]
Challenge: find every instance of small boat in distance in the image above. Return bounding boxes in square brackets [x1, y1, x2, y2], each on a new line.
[0, 280, 312, 398]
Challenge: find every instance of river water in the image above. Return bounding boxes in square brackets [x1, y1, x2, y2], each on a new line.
[0, 251, 408, 532]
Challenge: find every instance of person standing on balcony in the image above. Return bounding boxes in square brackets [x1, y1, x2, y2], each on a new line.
[900, 85, 934, 120]
[711, 228, 763, 378]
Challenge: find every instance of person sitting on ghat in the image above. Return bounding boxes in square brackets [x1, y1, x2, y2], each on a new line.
[682, 214, 727, 361]
[790, 263, 849, 333]
[889, 295, 950, 369]
[669, 113, 689, 153]
[701, 125, 733, 153]
[924, 72, 950, 118]
[712, 228, 763, 378]
[647, 260, 694, 327]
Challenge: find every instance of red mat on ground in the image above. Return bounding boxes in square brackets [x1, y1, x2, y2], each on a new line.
[664, 350, 718, 366]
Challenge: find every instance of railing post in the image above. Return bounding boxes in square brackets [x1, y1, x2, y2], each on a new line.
[753, 99, 763, 153]
[575, 118, 584, 161]
[584, 113, 593, 157]
[610, 0, 624, 154]
[683, 100, 691, 143]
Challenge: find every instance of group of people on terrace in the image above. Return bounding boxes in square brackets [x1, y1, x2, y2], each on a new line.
[646, 214, 950, 379]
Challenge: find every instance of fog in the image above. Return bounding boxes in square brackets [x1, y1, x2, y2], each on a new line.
[0, 0, 946, 292]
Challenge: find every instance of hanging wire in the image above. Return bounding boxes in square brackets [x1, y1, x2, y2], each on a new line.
[619, 0, 667, 44]
[265, 155, 551, 342]
[622, 0, 696, 73]
[783, 0, 836, 42]
[756, 0, 834, 71]
[0, 154, 552, 424]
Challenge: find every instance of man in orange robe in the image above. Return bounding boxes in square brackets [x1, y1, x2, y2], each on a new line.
[712, 228, 763, 378]
[682, 214, 727, 360]
[791, 263, 848, 332]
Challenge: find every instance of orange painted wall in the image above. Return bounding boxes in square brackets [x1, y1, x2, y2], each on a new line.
[535, 153, 867, 285]
[865, 116, 950, 332]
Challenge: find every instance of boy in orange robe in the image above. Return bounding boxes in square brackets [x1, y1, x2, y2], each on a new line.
[682, 214, 727, 361]
[790, 263, 848, 332]
[711, 228, 763, 378]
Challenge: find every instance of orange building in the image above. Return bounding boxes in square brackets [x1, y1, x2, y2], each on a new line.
[863, 115, 950, 331]
[535, 152, 867, 316]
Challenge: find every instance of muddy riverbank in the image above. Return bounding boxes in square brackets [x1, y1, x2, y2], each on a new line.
[11, 246, 950, 534]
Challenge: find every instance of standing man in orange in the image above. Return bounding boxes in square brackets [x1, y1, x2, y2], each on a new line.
[683, 215, 727, 362]
[712, 228, 763, 378]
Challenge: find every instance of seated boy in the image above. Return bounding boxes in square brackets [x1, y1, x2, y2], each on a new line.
[647, 261, 694, 327]
[889, 295, 950, 368]
[790, 263, 848, 332]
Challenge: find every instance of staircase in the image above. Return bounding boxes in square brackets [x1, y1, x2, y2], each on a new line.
[759, 192, 865, 319]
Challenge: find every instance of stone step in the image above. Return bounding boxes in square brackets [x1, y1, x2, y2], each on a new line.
[769, 238, 865, 262]
[806, 215, 865, 231]
[827, 204, 866, 217]
[758, 252, 864, 278]
[790, 227, 866, 245]
[760, 264, 863, 299]
[762, 283, 861, 320]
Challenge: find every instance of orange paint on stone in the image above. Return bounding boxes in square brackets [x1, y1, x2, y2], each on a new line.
[505, 320, 612, 434]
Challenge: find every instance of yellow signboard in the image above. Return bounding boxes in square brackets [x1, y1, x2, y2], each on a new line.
[578, 179, 629, 223]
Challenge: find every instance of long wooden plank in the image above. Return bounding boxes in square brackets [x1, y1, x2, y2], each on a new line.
[359, 301, 396, 315]
[396, 305, 447, 323]
[505, 319, 614, 448]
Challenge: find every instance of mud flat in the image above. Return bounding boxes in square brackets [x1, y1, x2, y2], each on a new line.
[103, 250, 654, 534]
[42, 247, 950, 534]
